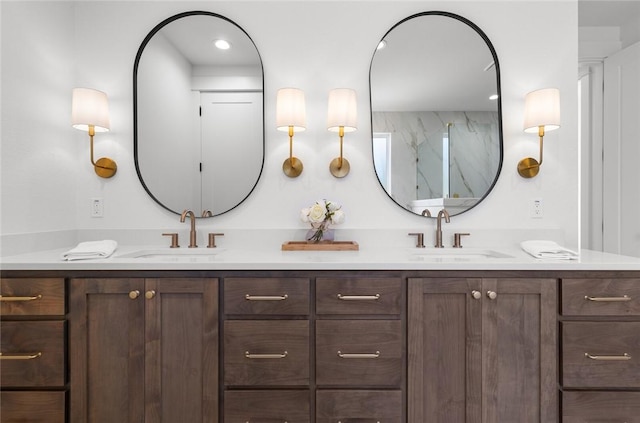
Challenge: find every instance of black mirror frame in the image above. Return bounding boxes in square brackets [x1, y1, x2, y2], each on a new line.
[133, 11, 265, 216]
[369, 11, 503, 218]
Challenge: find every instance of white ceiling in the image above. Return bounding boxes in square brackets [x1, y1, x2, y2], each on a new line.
[158, 14, 261, 68]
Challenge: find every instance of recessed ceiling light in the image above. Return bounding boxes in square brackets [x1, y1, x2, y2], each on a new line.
[214, 39, 231, 50]
[489, 94, 499, 100]
[377, 40, 387, 50]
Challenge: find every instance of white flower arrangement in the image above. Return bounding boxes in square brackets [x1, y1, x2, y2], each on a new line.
[300, 199, 345, 242]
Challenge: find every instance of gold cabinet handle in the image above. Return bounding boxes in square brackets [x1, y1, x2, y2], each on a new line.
[585, 352, 631, 361]
[245, 294, 288, 301]
[0, 294, 42, 302]
[337, 351, 380, 359]
[337, 294, 380, 301]
[487, 291, 497, 300]
[338, 421, 380, 423]
[471, 290, 481, 300]
[145, 290, 156, 300]
[245, 351, 288, 359]
[129, 290, 140, 299]
[584, 295, 631, 302]
[0, 352, 42, 360]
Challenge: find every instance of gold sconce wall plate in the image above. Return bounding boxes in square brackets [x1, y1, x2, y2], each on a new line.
[329, 157, 350, 178]
[94, 157, 117, 178]
[283, 156, 303, 178]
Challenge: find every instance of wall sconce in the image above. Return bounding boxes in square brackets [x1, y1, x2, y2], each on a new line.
[327, 88, 357, 178]
[518, 88, 560, 178]
[276, 88, 306, 178]
[71, 87, 117, 178]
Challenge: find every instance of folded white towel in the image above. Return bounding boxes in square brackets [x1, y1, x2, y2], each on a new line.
[520, 240, 578, 260]
[61, 240, 118, 261]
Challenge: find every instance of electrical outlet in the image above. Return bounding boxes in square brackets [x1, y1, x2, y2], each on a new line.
[91, 198, 104, 217]
[530, 198, 543, 218]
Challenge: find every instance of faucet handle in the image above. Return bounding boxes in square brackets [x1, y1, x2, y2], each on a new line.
[207, 233, 224, 248]
[162, 233, 180, 248]
[408, 232, 425, 248]
[453, 232, 470, 248]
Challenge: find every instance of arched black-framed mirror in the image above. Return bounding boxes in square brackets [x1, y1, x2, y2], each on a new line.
[370, 11, 503, 217]
[134, 11, 264, 216]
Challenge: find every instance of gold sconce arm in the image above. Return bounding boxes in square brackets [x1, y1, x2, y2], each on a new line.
[330, 126, 350, 178]
[88, 125, 117, 178]
[517, 125, 545, 178]
[283, 125, 303, 177]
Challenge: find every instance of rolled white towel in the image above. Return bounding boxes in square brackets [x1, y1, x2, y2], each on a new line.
[61, 240, 118, 261]
[520, 240, 578, 260]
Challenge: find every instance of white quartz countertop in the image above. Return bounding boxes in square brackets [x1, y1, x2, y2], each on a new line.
[2, 244, 640, 271]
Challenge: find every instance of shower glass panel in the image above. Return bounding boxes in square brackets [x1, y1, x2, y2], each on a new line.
[416, 115, 499, 200]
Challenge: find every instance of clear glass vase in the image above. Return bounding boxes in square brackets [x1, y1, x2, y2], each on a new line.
[306, 221, 334, 243]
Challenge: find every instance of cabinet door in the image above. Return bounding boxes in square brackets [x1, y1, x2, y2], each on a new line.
[69, 278, 145, 423]
[145, 278, 218, 423]
[408, 278, 557, 423]
[485, 278, 557, 423]
[408, 278, 483, 423]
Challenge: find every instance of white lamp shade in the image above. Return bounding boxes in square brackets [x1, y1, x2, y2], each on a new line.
[71, 87, 110, 132]
[276, 88, 306, 132]
[327, 88, 357, 133]
[523, 88, 560, 133]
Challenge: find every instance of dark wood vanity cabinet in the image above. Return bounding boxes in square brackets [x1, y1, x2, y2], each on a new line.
[0, 278, 67, 423]
[6, 268, 639, 423]
[315, 277, 405, 423]
[560, 277, 640, 422]
[222, 276, 405, 423]
[68, 278, 218, 423]
[408, 277, 557, 423]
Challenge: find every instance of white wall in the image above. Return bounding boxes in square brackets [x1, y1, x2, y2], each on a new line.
[1, 1, 579, 251]
[0, 2, 77, 239]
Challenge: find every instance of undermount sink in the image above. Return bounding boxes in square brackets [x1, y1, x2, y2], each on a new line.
[118, 248, 224, 260]
[410, 248, 514, 260]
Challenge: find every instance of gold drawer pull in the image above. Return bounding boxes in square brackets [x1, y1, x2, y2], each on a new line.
[0, 294, 42, 302]
[338, 420, 380, 423]
[337, 294, 380, 301]
[585, 295, 631, 302]
[337, 351, 381, 359]
[585, 352, 631, 361]
[0, 352, 42, 360]
[245, 351, 288, 359]
[245, 294, 288, 301]
[246, 421, 288, 423]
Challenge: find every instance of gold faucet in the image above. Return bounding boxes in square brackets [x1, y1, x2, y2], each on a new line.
[180, 209, 198, 248]
[435, 209, 450, 248]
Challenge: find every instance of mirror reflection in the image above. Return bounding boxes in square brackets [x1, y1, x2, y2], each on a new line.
[370, 12, 502, 217]
[134, 12, 264, 216]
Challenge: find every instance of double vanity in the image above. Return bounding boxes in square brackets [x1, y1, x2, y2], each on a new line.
[1, 244, 639, 422]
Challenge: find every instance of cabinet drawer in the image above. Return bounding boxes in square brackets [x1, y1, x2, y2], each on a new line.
[316, 278, 401, 315]
[1, 278, 65, 316]
[563, 391, 640, 423]
[1, 321, 65, 387]
[562, 322, 640, 388]
[224, 320, 309, 386]
[316, 390, 402, 423]
[316, 320, 402, 387]
[224, 390, 310, 423]
[0, 391, 66, 423]
[224, 277, 309, 315]
[562, 278, 640, 316]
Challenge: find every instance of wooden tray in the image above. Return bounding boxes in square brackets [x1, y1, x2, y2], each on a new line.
[281, 241, 359, 251]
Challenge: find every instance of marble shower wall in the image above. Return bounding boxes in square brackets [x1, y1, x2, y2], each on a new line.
[372, 111, 500, 211]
